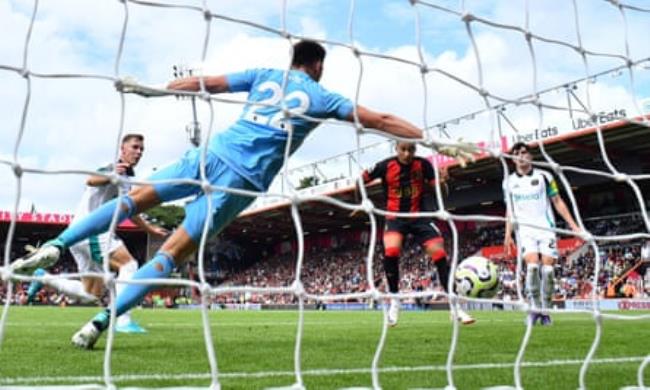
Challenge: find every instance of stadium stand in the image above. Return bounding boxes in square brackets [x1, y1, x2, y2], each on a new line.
[2, 120, 650, 307]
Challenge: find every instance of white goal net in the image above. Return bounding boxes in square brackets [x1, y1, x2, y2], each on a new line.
[1, 0, 650, 389]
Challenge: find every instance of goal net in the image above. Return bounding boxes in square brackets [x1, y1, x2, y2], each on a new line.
[1, 0, 649, 389]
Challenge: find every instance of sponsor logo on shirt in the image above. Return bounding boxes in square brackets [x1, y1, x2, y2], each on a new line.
[513, 193, 541, 201]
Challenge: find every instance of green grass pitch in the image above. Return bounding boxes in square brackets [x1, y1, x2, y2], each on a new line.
[0, 307, 648, 389]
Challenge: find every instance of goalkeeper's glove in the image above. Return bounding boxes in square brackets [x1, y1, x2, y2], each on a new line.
[430, 138, 481, 168]
[115, 76, 168, 97]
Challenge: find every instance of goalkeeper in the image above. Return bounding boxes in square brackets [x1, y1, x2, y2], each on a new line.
[10, 40, 477, 349]
[356, 141, 474, 326]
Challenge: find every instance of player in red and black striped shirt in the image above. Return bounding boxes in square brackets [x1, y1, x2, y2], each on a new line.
[361, 141, 474, 326]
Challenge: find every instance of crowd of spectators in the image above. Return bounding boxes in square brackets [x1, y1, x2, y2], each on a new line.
[1, 249, 80, 306]
[3, 213, 649, 306]
[212, 213, 650, 305]
[216, 243, 440, 305]
[556, 213, 649, 299]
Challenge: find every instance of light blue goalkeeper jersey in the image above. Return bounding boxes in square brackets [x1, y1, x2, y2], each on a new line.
[210, 68, 354, 190]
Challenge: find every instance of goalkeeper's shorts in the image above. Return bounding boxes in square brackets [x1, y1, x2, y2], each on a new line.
[148, 148, 257, 242]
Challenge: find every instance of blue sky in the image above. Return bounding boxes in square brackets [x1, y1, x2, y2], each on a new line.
[1, 0, 649, 213]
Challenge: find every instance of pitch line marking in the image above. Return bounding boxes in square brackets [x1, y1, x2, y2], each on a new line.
[0, 356, 647, 385]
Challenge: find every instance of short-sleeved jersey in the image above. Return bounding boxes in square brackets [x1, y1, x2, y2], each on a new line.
[363, 156, 436, 215]
[210, 68, 354, 190]
[72, 162, 134, 222]
[502, 168, 559, 236]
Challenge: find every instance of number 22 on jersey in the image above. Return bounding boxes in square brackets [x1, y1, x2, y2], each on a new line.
[243, 81, 310, 132]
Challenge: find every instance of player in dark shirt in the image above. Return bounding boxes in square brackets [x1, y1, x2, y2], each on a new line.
[360, 141, 474, 326]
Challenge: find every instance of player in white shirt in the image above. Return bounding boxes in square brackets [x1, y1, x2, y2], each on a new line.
[24, 134, 168, 333]
[503, 142, 581, 326]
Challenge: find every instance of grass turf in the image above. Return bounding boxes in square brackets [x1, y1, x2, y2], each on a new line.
[0, 306, 648, 389]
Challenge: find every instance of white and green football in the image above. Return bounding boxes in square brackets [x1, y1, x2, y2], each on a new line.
[454, 256, 499, 298]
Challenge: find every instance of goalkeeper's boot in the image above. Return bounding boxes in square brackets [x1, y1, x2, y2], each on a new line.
[72, 322, 102, 350]
[26, 268, 46, 304]
[539, 314, 552, 326]
[71, 311, 108, 350]
[387, 298, 400, 327]
[456, 308, 476, 325]
[116, 319, 147, 334]
[10, 240, 63, 273]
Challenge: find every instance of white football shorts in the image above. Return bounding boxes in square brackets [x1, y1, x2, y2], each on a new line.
[518, 232, 558, 259]
[69, 232, 124, 273]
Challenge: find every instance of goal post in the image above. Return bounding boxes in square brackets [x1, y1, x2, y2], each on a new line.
[1, 1, 649, 389]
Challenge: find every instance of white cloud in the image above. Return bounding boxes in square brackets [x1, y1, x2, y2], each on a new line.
[298, 16, 326, 40]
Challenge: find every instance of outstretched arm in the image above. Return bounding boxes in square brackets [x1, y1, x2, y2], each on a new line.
[348, 106, 478, 166]
[348, 105, 423, 140]
[167, 75, 230, 94]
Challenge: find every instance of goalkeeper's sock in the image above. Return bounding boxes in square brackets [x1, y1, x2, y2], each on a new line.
[58, 195, 136, 249]
[26, 268, 46, 303]
[383, 256, 400, 293]
[114, 252, 173, 317]
[525, 263, 541, 309]
[91, 310, 110, 332]
[91, 252, 174, 332]
[541, 265, 555, 310]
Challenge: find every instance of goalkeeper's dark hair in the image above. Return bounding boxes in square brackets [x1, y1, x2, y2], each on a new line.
[292, 40, 326, 67]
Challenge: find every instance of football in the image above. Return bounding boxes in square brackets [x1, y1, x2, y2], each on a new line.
[454, 256, 499, 298]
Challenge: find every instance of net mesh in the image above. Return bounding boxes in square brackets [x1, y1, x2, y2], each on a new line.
[1, 0, 650, 389]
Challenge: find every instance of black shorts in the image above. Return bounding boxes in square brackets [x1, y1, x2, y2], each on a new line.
[384, 218, 441, 245]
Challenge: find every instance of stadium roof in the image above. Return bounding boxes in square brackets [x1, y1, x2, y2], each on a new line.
[449, 116, 650, 186]
[222, 117, 650, 244]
